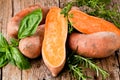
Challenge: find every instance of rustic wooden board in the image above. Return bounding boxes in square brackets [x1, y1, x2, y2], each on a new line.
[0, 0, 120, 80]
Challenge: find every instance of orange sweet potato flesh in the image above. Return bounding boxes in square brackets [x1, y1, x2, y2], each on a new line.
[69, 32, 120, 58]
[68, 9, 120, 35]
[19, 24, 44, 58]
[7, 4, 49, 38]
[42, 7, 68, 77]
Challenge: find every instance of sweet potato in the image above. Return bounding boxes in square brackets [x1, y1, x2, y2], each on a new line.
[42, 7, 68, 76]
[68, 8, 120, 35]
[19, 24, 44, 58]
[7, 4, 49, 38]
[69, 32, 120, 58]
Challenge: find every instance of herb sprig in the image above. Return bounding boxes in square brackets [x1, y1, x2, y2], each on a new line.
[0, 33, 31, 69]
[67, 51, 109, 80]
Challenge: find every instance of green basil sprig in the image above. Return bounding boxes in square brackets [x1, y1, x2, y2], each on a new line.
[0, 52, 9, 67]
[10, 38, 19, 47]
[0, 33, 9, 67]
[0, 33, 31, 69]
[18, 9, 43, 39]
[0, 33, 9, 49]
[9, 47, 31, 69]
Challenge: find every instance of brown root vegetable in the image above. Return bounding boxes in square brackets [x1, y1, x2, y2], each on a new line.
[69, 32, 120, 58]
[7, 4, 49, 38]
[19, 24, 44, 59]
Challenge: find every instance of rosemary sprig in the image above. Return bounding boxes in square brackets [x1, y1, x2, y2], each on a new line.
[61, 3, 74, 34]
[69, 64, 88, 80]
[66, 50, 109, 80]
[61, 2, 72, 17]
[74, 55, 109, 79]
[68, 21, 74, 34]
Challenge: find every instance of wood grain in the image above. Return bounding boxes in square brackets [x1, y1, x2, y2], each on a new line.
[0, 0, 3, 79]
[0, 0, 120, 80]
[2, 0, 22, 80]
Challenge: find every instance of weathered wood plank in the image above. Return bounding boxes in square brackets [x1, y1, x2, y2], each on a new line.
[0, 0, 3, 79]
[35, 0, 59, 7]
[2, 0, 22, 80]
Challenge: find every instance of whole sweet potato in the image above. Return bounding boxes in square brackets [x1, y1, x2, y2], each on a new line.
[69, 32, 120, 58]
[7, 4, 49, 38]
[19, 24, 44, 58]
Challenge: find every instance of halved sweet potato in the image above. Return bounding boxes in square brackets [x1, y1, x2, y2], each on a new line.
[42, 7, 68, 77]
[68, 8, 120, 35]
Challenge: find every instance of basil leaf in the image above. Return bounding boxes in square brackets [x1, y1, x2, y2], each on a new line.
[10, 38, 19, 47]
[0, 52, 9, 67]
[0, 47, 6, 52]
[18, 9, 43, 39]
[0, 33, 9, 67]
[10, 47, 31, 69]
[0, 33, 9, 48]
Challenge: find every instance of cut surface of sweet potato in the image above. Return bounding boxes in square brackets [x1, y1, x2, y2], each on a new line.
[42, 7, 68, 77]
[68, 9, 120, 35]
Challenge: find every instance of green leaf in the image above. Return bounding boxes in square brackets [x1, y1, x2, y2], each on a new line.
[0, 52, 9, 67]
[68, 21, 74, 34]
[0, 33, 9, 48]
[18, 9, 43, 39]
[9, 47, 31, 69]
[0, 47, 6, 52]
[10, 38, 19, 47]
[0, 33, 9, 67]
[61, 2, 72, 17]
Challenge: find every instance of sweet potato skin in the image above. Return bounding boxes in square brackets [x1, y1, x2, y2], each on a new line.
[7, 4, 49, 38]
[19, 24, 44, 58]
[69, 32, 120, 58]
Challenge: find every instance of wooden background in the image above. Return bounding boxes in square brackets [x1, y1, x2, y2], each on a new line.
[0, 0, 120, 80]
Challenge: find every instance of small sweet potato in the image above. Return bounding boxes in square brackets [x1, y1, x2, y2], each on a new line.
[19, 24, 44, 58]
[69, 32, 120, 58]
[7, 4, 49, 38]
